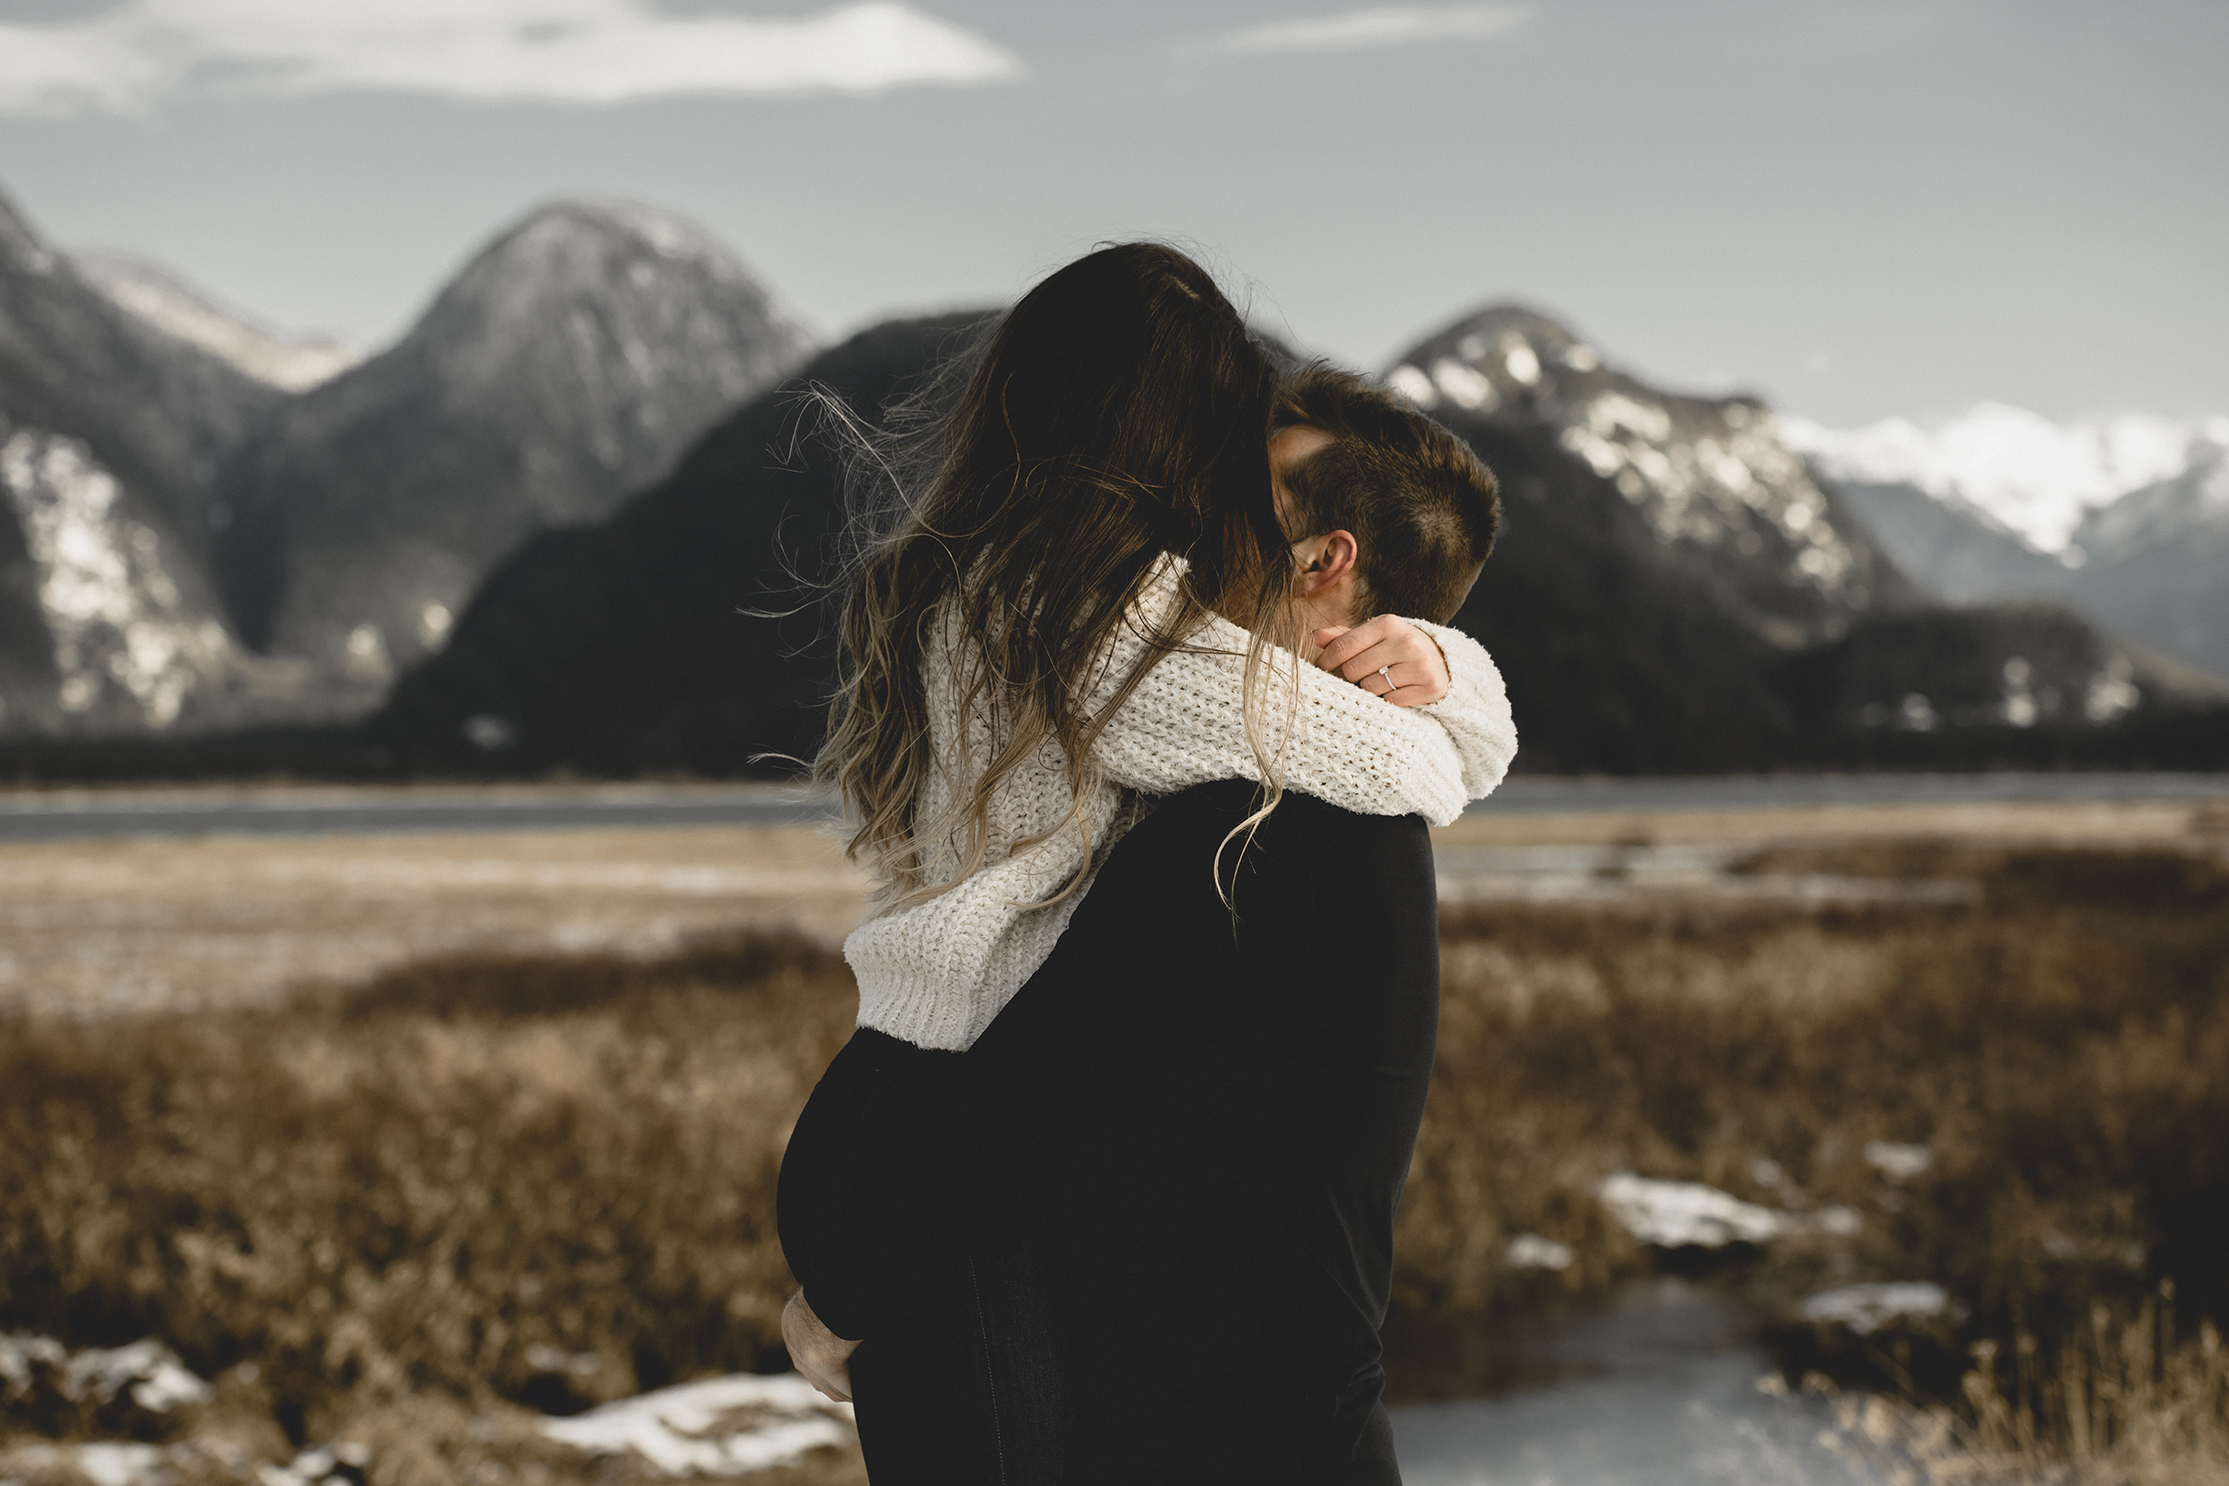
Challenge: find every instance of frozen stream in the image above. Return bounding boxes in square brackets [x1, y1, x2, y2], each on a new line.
[1387, 1279, 1866, 1486]
[8, 1284, 1898, 1485]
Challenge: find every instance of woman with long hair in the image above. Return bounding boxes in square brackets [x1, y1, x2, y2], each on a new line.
[778, 243, 1515, 1480]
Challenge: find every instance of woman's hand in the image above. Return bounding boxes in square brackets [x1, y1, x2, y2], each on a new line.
[1312, 617, 1451, 706]
[782, 1290, 859, 1403]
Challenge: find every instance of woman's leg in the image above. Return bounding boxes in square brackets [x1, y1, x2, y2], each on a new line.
[849, 1254, 999, 1485]
[848, 1207, 1078, 1485]
[966, 1203, 1080, 1481]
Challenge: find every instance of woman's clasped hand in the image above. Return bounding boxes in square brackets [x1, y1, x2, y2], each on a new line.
[1311, 614, 1453, 705]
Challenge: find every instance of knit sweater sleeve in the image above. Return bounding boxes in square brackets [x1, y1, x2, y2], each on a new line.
[1078, 572, 1517, 827]
[1408, 618, 1521, 801]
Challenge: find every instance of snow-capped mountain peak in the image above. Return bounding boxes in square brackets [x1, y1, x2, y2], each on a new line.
[1386, 303, 1905, 646]
[69, 251, 363, 393]
[1781, 403, 2228, 556]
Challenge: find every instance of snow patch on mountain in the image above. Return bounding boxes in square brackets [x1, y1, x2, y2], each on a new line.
[70, 251, 362, 392]
[2078, 439, 2229, 556]
[1388, 306, 1889, 643]
[1782, 403, 2229, 557]
[0, 427, 236, 726]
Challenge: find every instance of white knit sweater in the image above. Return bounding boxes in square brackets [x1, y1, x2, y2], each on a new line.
[844, 558, 1518, 1051]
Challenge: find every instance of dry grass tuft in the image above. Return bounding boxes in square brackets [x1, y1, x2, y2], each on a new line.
[0, 932, 857, 1452]
[1807, 1295, 2229, 1484]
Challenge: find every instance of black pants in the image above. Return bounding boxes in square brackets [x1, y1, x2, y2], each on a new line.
[849, 1219, 1400, 1486]
[850, 1208, 1079, 1486]
[1070, 1405, 1401, 1486]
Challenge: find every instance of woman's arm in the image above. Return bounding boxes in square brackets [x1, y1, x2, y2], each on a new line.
[1317, 617, 1519, 801]
[1080, 597, 1512, 827]
[778, 1028, 964, 1341]
[781, 1292, 856, 1402]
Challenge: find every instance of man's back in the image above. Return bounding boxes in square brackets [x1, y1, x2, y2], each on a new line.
[1053, 783, 1440, 1483]
[777, 780, 1440, 1484]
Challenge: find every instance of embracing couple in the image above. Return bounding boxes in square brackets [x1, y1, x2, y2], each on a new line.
[776, 244, 1517, 1484]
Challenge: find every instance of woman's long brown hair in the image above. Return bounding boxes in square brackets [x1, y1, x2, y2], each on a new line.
[813, 244, 1298, 902]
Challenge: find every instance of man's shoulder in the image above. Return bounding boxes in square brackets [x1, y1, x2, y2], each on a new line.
[1254, 791, 1434, 894]
[1146, 780, 1433, 908]
[1152, 779, 1432, 843]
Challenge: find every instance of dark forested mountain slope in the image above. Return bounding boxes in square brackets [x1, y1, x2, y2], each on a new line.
[1389, 304, 1914, 770]
[372, 315, 983, 775]
[214, 199, 816, 719]
[1429, 416, 1803, 772]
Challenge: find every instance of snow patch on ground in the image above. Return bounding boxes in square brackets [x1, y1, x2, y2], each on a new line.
[0, 1337, 220, 1486]
[1597, 1173, 1788, 1248]
[541, 1372, 851, 1475]
[257, 1442, 370, 1486]
[2, 1441, 170, 1486]
[0, 1335, 211, 1413]
[1799, 1282, 1959, 1334]
[1, 1360, 846, 1485]
[1862, 1141, 1934, 1181]
[1505, 1233, 1576, 1271]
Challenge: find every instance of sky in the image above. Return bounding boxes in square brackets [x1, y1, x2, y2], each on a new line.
[0, 0, 2222, 427]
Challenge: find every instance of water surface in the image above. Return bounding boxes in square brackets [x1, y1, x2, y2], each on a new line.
[1387, 1279, 1865, 1486]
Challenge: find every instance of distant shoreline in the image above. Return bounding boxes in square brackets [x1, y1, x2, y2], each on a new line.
[2, 771, 2224, 841]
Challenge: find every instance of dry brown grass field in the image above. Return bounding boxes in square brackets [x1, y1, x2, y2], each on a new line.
[3, 792, 2226, 1485]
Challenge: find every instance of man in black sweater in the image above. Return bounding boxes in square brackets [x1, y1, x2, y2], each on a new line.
[779, 777, 1440, 1483]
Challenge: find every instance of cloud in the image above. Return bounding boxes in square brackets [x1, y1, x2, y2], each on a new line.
[1207, 4, 1528, 54]
[0, 0, 1022, 116]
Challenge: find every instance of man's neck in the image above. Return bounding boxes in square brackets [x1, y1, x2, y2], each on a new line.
[1293, 595, 1356, 660]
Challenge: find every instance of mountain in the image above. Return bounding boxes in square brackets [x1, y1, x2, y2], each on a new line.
[1786, 406, 2229, 676]
[0, 183, 294, 737]
[1391, 311, 2223, 769]
[387, 302, 1843, 778]
[212, 200, 816, 719]
[2064, 439, 2229, 673]
[1385, 306, 1923, 769]
[372, 314, 984, 775]
[365, 301, 2226, 782]
[10, 221, 2220, 780]
[71, 250, 362, 393]
[1786, 403, 2201, 554]
[1806, 479, 2065, 606]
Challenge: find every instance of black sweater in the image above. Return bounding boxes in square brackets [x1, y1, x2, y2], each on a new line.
[777, 780, 1440, 1471]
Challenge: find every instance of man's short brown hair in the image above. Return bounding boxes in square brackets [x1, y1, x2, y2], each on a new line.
[1275, 364, 1500, 626]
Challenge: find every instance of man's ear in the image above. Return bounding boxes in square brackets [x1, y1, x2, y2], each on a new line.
[1293, 530, 1359, 597]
